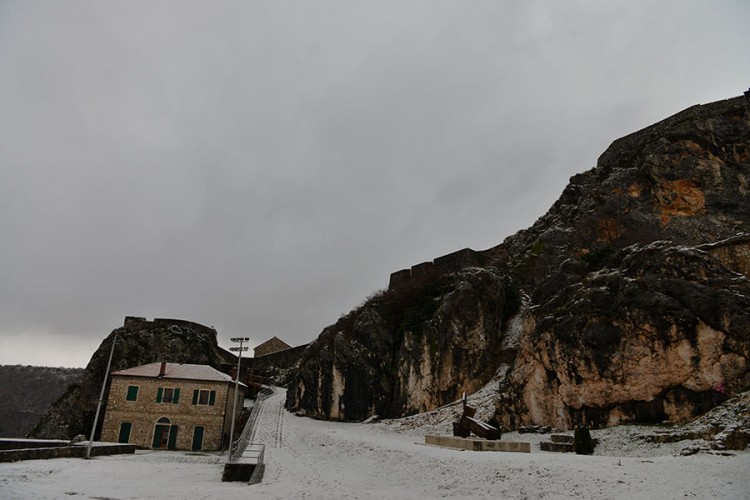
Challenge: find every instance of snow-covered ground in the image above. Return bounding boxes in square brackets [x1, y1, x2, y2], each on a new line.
[1, 389, 748, 499]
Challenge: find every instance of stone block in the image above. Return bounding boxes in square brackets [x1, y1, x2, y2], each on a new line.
[424, 435, 530, 453]
[540, 441, 574, 453]
[550, 434, 574, 444]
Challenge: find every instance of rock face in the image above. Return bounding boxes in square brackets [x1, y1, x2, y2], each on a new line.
[30, 317, 235, 440]
[502, 242, 750, 430]
[287, 95, 750, 428]
[287, 269, 521, 420]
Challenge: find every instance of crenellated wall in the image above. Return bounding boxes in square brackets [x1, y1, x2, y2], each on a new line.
[122, 316, 218, 338]
[388, 248, 483, 290]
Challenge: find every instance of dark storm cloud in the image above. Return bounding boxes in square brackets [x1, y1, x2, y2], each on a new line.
[1, 1, 748, 366]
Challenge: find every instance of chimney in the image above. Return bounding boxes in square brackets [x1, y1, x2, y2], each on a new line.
[159, 361, 166, 377]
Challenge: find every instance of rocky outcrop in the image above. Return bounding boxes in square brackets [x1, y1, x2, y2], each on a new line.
[287, 95, 750, 428]
[287, 268, 521, 420]
[30, 317, 236, 440]
[483, 97, 749, 295]
[500, 241, 750, 430]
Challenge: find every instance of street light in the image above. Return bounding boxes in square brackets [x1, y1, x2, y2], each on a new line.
[228, 337, 249, 460]
[86, 333, 117, 459]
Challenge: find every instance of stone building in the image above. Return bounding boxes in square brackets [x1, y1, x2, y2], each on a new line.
[253, 336, 292, 357]
[101, 362, 246, 451]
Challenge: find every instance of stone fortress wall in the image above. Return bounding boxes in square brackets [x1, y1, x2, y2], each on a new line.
[388, 234, 750, 293]
[123, 316, 219, 337]
[388, 247, 489, 290]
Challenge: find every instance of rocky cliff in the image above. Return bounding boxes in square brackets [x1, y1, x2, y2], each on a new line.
[287, 95, 750, 429]
[30, 317, 236, 439]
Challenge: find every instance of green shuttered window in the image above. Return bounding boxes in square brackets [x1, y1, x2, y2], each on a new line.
[126, 385, 138, 401]
[192, 389, 217, 406]
[156, 387, 179, 404]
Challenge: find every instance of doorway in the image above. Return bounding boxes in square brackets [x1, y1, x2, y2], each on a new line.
[192, 426, 205, 451]
[152, 417, 178, 449]
[118, 422, 132, 443]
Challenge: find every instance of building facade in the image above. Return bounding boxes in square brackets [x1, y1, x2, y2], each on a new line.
[253, 336, 292, 357]
[101, 362, 246, 451]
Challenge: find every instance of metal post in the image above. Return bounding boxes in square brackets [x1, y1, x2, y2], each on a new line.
[228, 337, 249, 460]
[86, 333, 117, 459]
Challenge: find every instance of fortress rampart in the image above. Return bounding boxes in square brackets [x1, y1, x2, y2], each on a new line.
[388, 247, 485, 290]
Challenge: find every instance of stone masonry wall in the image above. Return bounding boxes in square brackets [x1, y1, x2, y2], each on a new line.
[101, 375, 241, 452]
[388, 248, 482, 290]
[254, 337, 292, 357]
[123, 316, 218, 338]
[242, 344, 308, 373]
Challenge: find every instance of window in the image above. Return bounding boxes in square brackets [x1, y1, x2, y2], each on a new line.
[156, 387, 180, 404]
[192, 389, 216, 406]
[126, 385, 139, 401]
[118, 422, 132, 443]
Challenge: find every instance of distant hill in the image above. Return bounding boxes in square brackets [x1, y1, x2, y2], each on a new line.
[0, 365, 84, 438]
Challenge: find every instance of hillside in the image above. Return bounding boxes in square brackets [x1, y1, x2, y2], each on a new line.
[0, 365, 84, 438]
[30, 317, 236, 440]
[286, 94, 750, 429]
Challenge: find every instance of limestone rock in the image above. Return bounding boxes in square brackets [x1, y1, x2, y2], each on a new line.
[286, 268, 521, 421]
[287, 95, 750, 428]
[501, 241, 750, 430]
[30, 317, 235, 440]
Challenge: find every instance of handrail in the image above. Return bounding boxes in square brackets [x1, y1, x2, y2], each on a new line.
[248, 444, 265, 485]
[230, 386, 275, 462]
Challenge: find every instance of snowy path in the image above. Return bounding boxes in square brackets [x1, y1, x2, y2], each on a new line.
[248, 389, 750, 500]
[251, 387, 286, 449]
[1, 389, 749, 499]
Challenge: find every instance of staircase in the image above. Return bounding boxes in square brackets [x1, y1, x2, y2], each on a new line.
[540, 434, 574, 453]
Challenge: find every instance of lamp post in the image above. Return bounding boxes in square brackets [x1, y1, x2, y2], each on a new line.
[86, 333, 117, 459]
[228, 337, 249, 460]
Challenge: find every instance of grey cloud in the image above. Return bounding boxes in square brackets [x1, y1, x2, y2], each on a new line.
[1, 0, 749, 366]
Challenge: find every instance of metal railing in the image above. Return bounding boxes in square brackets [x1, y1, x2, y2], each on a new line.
[247, 444, 265, 485]
[230, 386, 275, 462]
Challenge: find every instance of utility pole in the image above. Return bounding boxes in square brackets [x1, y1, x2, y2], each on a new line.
[86, 333, 117, 459]
[228, 337, 249, 460]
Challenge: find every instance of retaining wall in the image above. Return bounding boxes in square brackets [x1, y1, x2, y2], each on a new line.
[0, 442, 135, 462]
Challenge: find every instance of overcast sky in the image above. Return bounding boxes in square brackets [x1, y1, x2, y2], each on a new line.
[1, 1, 748, 368]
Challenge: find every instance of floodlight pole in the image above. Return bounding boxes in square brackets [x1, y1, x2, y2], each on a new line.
[86, 333, 117, 459]
[228, 337, 249, 460]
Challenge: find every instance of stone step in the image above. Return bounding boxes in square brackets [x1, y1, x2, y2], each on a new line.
[540, 441, 574, 453]
[550, 434, 574, 444]
[425, 435, 530, 453]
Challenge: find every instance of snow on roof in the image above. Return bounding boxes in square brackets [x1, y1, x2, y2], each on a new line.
[112, 362, 245, 386]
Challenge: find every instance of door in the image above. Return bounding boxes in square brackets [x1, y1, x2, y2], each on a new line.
[167, 425, 178, 450]
[118, 422, 132, 443]
[152, 417, 171, 448]
[192, 426, 204, 451]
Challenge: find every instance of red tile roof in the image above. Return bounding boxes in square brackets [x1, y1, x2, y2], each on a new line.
[112, 362, 245, 386]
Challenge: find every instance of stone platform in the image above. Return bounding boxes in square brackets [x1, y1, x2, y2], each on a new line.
[424, 435, 530, 453]
[222, 444, 266, 484]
